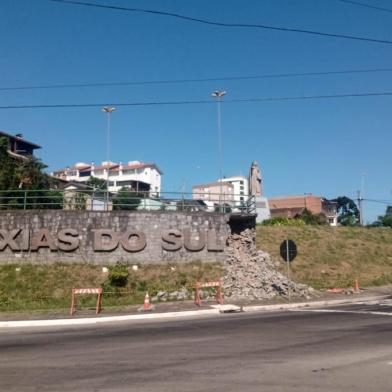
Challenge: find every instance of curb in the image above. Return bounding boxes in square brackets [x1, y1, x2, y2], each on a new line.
[242, 294, 391, 312]
[0, 309, 220, 329]
[0, 294, 389, 329]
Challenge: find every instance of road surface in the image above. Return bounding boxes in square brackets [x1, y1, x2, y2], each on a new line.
[1, 300, 392, 391]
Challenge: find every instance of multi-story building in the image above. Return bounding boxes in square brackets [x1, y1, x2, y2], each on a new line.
[219, 176, 249, 206]
[0, 130, 41, 160]
[192, 181, 234, 205]
[268, 194, 338, 226]
[192, 175, 249, 208]
[53, 160, 162, 195]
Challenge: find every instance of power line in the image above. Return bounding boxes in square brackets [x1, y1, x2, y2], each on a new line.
[337, 0, 392, 14]
[49, 0, 392, 45]
[2, 90, 392, 110]
[363, 198, 392, 205]
[2, 67, 392, 92]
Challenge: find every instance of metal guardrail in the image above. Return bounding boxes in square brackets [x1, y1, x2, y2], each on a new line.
[0, 189, 256, 214]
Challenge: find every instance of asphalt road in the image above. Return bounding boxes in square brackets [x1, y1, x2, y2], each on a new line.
[1, 301, 392, 392]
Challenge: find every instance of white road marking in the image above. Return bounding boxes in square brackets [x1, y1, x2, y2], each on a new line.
[290, 308, 392, 316]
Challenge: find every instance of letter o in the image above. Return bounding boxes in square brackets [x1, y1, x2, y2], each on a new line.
[121, 230, 146, 252]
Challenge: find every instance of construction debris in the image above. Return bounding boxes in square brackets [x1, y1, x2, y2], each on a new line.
[222, 228, 314, 301]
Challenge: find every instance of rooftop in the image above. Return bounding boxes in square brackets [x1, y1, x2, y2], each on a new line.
[193, 181, 234, 188]
[0, 130, 41, 149]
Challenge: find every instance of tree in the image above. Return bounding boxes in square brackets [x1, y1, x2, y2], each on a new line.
[113, 187, 142, 210]
[86, 176, 107, 190]
[372, 206, 392, 228]
[331, 196, 360, 226]
[0, 137, 62, 209]
[0, 137, 18, 190]
[86, 176, 107, 199]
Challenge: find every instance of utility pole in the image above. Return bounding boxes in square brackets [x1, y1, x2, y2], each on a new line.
[211, 91, 226, 211]
[357, 190, 363, 226]
[102, 106, 116, 210]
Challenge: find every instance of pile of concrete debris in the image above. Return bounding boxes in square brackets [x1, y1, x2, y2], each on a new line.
[222, 228, 314, 301]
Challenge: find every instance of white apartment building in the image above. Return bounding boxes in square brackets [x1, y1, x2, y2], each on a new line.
[53, 160, 162, 194]
[219, 176, 249, 206]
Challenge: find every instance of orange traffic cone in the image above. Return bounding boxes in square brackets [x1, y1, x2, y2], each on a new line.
[143, 292, 152, 311]
[354, 279, 360, 293]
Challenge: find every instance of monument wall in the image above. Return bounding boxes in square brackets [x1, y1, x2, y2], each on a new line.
[0, 210, 231, 265]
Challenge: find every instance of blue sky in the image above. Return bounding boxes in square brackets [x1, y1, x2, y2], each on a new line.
[1, 0, 392, 222]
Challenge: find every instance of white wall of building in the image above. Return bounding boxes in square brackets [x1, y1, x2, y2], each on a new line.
[219, 176, 249, 206]
[53, 161, 162, 194]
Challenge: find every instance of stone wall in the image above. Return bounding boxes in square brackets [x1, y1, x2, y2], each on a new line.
[0, 210, 232, 265]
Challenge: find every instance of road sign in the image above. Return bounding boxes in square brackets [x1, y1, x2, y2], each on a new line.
[280, 239, 297, 262]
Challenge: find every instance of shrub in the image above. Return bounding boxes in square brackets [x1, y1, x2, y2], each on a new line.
[108, 264, 129, 287]
[113, 187, 142, 210]
[261, 217, 306, 226]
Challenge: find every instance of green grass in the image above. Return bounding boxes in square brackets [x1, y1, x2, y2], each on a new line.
[3, 226, 392, 311]
[257, 225, 392, 289]
[0, 262, 224, 312]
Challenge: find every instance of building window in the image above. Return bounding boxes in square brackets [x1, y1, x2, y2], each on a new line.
[240, 181, 244, 185]
[117, 180, 134, 186]
[123, 169, 136, 175]
[79, 171, 91, 177]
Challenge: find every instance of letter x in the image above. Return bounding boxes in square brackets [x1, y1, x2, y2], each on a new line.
[0, 229, 21, 251]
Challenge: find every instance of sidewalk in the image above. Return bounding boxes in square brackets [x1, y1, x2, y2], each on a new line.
[0, 285, 391, 328]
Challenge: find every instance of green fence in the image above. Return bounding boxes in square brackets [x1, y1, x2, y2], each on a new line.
[0, 189, 256, 214]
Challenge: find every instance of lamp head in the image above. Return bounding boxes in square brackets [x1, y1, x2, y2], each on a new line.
[211, 91, 227, 98]
[102, 107, 116, 113]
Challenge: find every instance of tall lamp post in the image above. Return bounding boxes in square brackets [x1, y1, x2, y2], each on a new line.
[211, 91, 226, 210]
[102, 106, 116, 209]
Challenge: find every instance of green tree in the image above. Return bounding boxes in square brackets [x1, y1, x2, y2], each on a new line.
[0, 137, 18, 190]
[331, 196, 360, 226]
[372, 206, 392, 228]
[86, 176, 107, 199]
[113, 187, 142, 210]
[0, 137, 62, 208]
[86, 176, 107, 190]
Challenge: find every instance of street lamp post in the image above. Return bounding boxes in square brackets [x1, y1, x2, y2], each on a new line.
[211, 91, 226, 211]
[102, 106, 116, 210]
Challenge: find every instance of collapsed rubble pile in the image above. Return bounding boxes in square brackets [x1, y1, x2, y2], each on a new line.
[222, 229, 314, 301]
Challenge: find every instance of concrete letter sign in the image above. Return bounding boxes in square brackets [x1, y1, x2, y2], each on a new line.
[161, 229, 182, 251]
[183, 229, 205, 252]
[121, 230, 146, 252]
[93, 229, 119, 251]
[58, 229, 80, 251]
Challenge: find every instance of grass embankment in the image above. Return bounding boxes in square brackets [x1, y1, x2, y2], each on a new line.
[257, 225, 392, 289]
[2, 226, 391, 312]
[0, 262, 223, 312]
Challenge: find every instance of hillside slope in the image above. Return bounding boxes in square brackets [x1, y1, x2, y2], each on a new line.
[256, 226, 392, 289]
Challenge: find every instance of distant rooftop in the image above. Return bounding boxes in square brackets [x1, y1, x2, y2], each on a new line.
[193, 181, 234, 188]
[0, 130, 41, 149]
[54, 160, 163, 175]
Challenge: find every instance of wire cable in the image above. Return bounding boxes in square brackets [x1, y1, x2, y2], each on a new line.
[49, 0, 392, 45]
[2, 90, 392, 110]
[2, 67, 392, 92]
[363, 198, 392, 205]
[337, 0, 392, 14]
